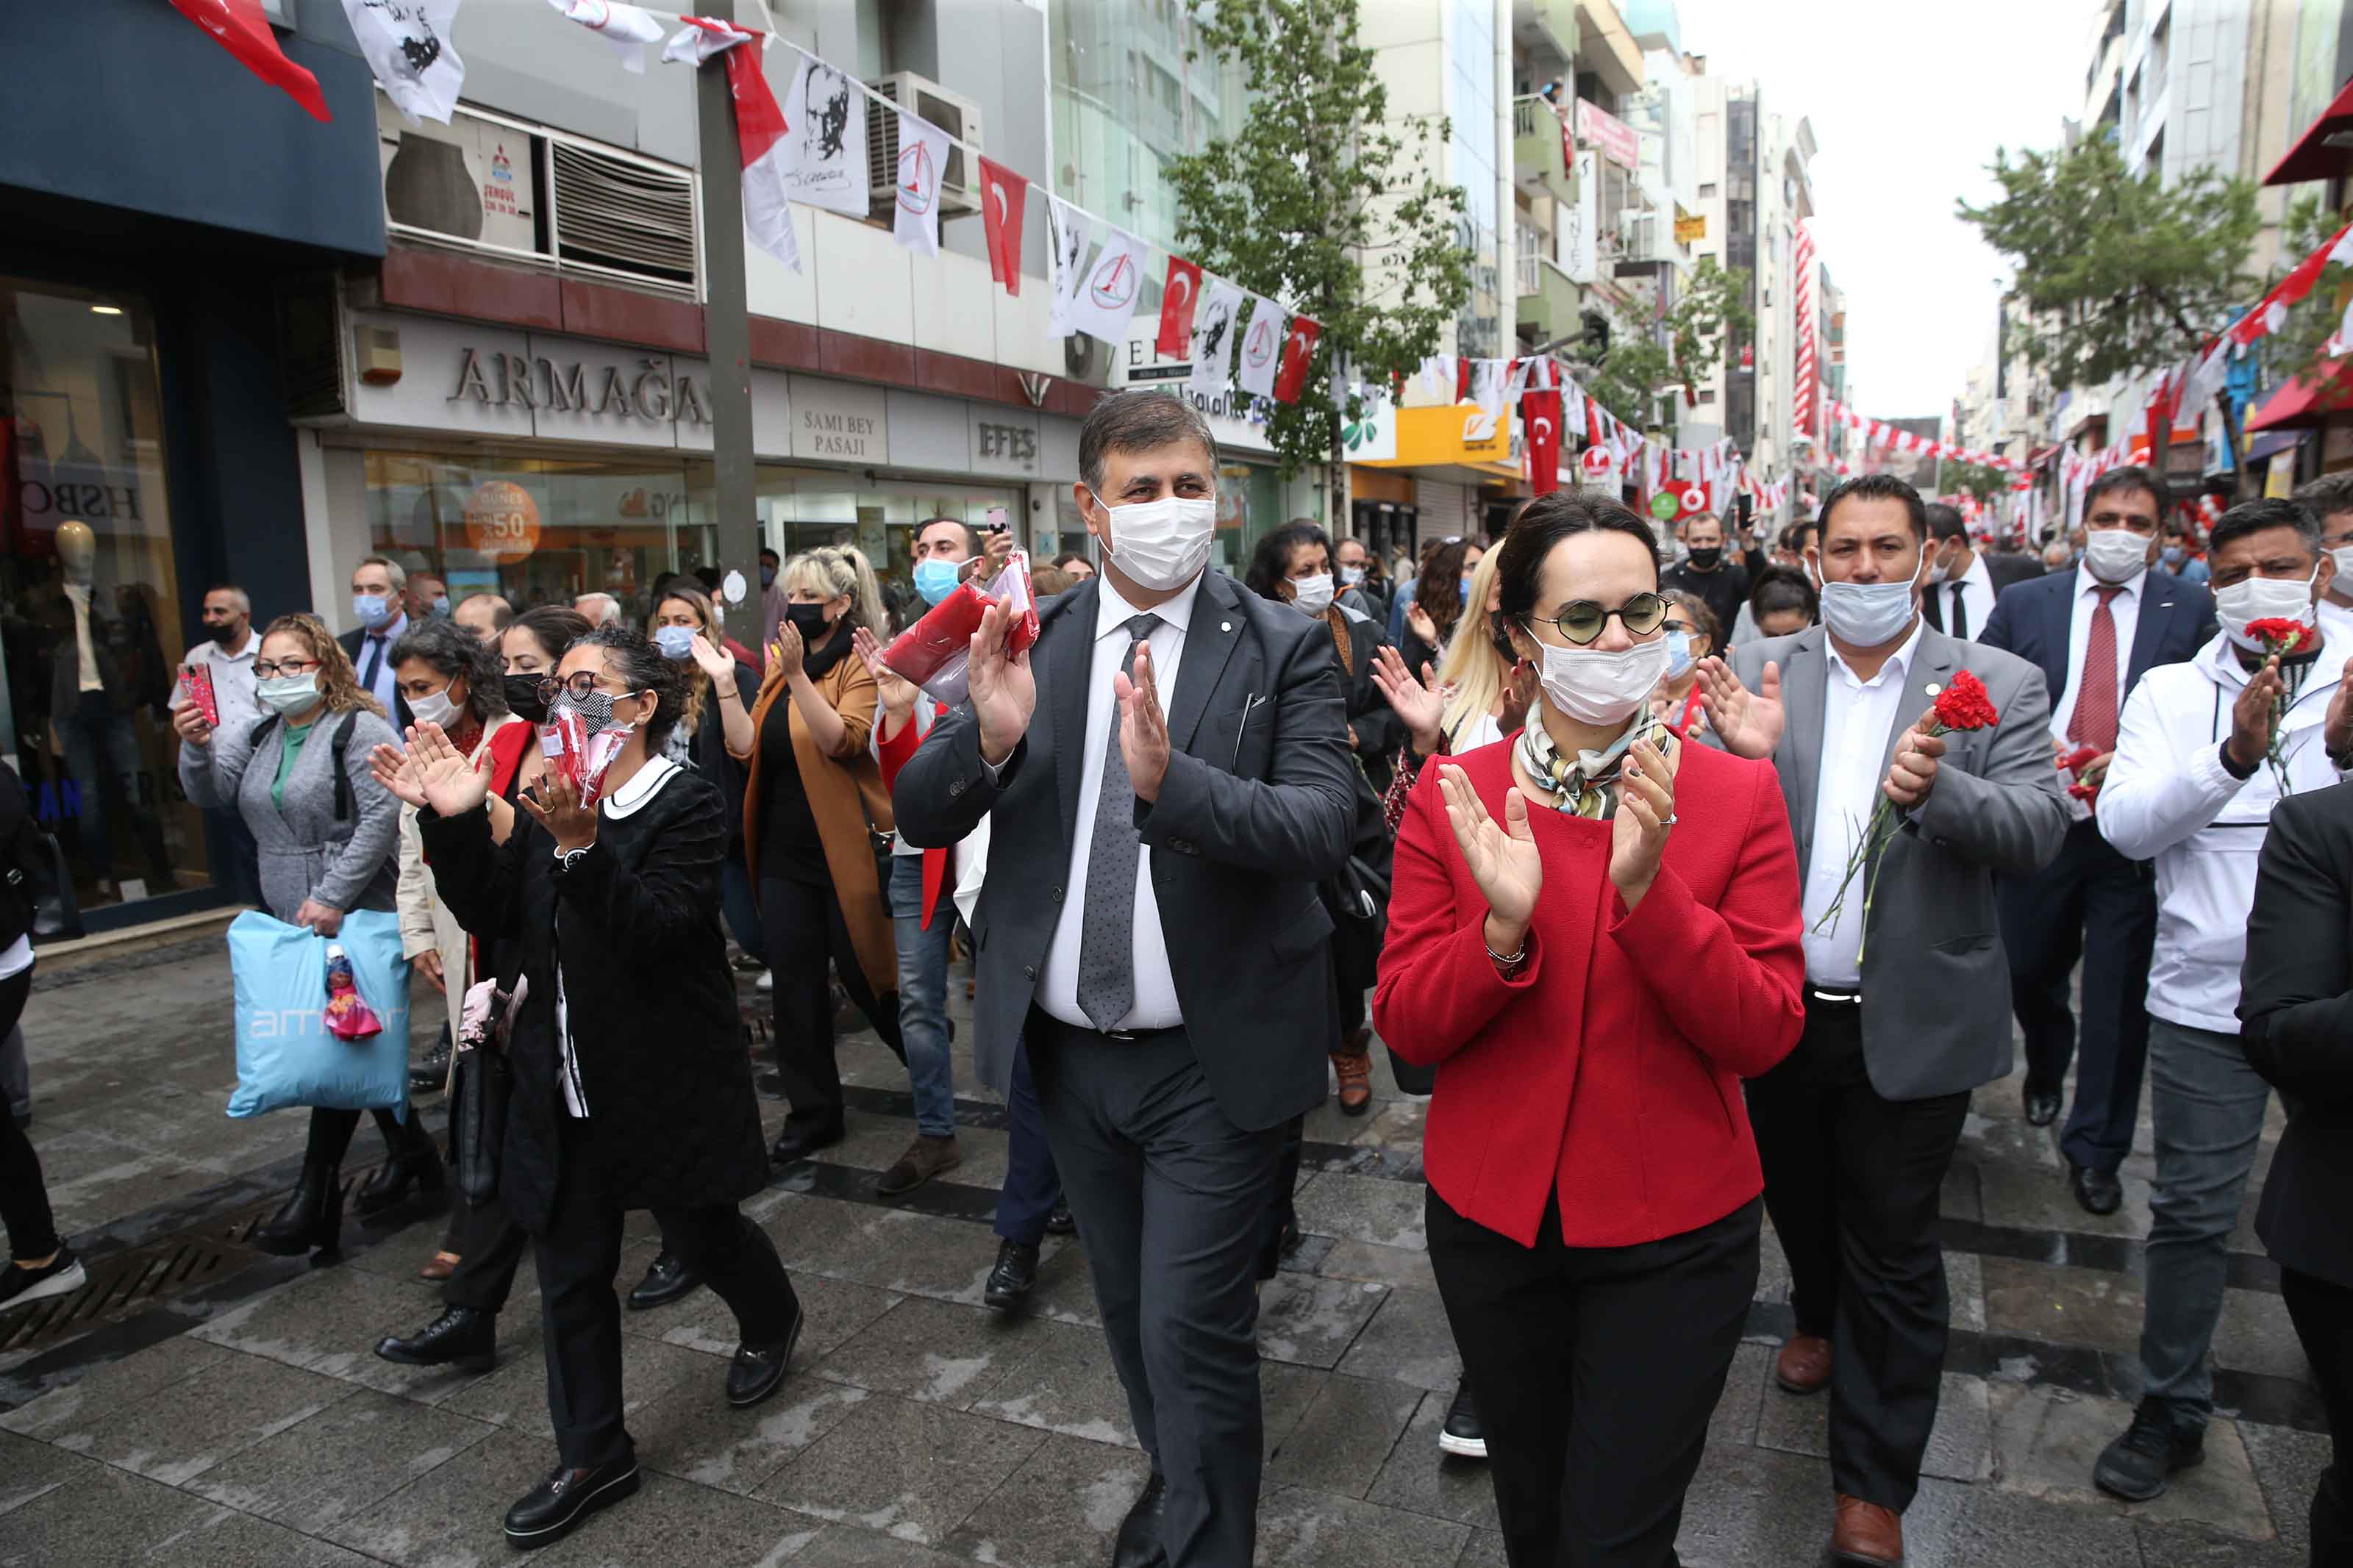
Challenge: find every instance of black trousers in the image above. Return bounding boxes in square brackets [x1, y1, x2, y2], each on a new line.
[304, 1100, 429, 1167]
[0, 969, 52, 1261]
[761, 874, 902, 1136]
[1427, 1189, 1760, 1568]
[1744, 993, 1970, 1511]
[441, 1195, 535, 1314]
[1029, 1012, 1285, 1568]
[993, 1039, 1065, 1247]
[2282, 1267, 2353, 1565]
[536, 1117, 799, 1469]
[1996, 820, 2157, 1173]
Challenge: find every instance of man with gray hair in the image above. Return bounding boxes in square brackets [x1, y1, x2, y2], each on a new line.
[573, 592, 623, 627]
[893, 389, 1356, 1568]
[343, 556, 411, 724]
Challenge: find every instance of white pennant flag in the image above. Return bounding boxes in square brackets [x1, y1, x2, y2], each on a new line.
[1065, 226, 1149, 344]
[546, 0, 663, 72]
[777, 52, 870, 217]
[1046, 197, 1091, 337]
[1235, 297, 1285, 400]
[890, 112, 951, 257]
[663, 20, 800, 273]
[1466, 359, 1508, 424]
[342, 0, 465, 124]
[1188, 278, 1246, 398]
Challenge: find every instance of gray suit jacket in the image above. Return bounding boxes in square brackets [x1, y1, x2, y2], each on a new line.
[1732, 623, 2068, 1100]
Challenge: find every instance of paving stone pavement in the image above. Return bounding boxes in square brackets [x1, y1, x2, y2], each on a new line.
[0, 942, 2326, 1566]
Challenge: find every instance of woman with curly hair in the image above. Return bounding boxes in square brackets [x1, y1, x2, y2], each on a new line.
[172, 612, 424, 1261]
[735, 545, 903, 1165]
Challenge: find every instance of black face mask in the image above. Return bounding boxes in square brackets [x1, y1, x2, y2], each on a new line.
[1687, 547, 1722, 570]
[504, 673, 549, 724]
[210, 622, 246, 648]
[786, 604, 833, 644]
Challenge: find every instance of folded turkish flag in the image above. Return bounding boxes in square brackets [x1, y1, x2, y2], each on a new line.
[169, 0, 329, 121]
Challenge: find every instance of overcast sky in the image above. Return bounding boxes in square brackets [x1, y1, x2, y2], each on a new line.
[1671, 0, 2097, 420]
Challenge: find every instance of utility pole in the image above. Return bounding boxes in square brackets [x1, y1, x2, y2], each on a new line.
[693, 0, 761, 622]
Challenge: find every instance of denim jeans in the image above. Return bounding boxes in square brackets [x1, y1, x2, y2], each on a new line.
[2139, 1016, 2273, 1424]
[888, 853, 958, 1139]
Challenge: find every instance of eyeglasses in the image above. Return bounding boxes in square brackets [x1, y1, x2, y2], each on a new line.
[253, 658, 321, 679]
[535, 672, 622, 705]
[1524, 593, 1669, 647]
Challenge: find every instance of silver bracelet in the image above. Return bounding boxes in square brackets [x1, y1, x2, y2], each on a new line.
[1485, 936, 1527, 967]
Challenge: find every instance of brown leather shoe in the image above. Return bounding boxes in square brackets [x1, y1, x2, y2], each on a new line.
[418, 1250, 460, 1282]
[1776, 1332, 1832, 1395]
[1332, 1029, 1374, 1117]
[875, 1134, 962, 1198]
[1829, 1495, 1903, 1565]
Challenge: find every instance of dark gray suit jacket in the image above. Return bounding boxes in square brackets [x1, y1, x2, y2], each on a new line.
[893, 570, 1357, 1131]
[1732, 623, 2069, 1100]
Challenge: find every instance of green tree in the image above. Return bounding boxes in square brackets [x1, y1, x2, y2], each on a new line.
[1165, 0, 1474, 523]
[1939, 459, 2007, 506]
[1572, 258, 1752, 435]
[1958, 136, 2260, 387]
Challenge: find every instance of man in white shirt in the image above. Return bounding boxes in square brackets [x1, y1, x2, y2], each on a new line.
[1979, 467, 2215, 1215]
[1704, 475, 2066, 1568]
[2090, 495, 2353, 1506]
[1920, 503, 2038, 642]
[893, 392, 1356, 1568]
[2299, 472, 2353, 645]
[168, 584, 264, 903]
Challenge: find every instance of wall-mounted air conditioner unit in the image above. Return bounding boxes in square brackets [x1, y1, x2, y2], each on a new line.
[865, 71, 984, 219]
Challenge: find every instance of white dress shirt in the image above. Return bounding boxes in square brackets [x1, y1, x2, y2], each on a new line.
[2318, 596, 2353, 650]
[1799, 619, 1924, 989]
[2049, 568, 2146, 744]
[354, 612, 409, 715]
[171, 627, 263, 732]
[1936, 554, 1996, 643]
[60, 582, 104, 693]
[1035, 571, 1203, 1032]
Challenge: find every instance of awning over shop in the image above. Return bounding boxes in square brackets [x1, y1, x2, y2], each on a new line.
[2264, 79, 2353, 188]
[2246, 360, 2353, 434]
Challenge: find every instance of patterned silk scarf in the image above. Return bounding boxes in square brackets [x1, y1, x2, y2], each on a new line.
[1515, 709, 1671, 820]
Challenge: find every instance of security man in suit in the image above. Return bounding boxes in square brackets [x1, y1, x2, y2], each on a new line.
[1919, 502, 2041, 642]
[341, 555, 415, 732]
[1979, 465, 2215, 1214]
[1696, 474, 2068, 1568]
[893, 391, 1356, 1568]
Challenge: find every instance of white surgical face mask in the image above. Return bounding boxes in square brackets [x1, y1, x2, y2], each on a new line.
[2330, 545, 2353, 585]
[1818, 570, 1921, 648]
[1340, 565, 1365, 587]
[1290, 573, 1335, 616]
[2082, 527, 2152, 585]
[407, 684, 460, 730]
[2215, 570, 2319, 652]
[1663, 629, 1694, 680]
[1532, 635, 1671, 726]
[1090, 490, 1215, 592]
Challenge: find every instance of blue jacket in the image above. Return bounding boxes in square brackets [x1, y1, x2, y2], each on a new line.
[1978, 565, 2215, 713]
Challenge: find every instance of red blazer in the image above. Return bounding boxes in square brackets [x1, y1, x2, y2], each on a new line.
[1373, 734, 1805, 1250]
[875, 701, 951, 929]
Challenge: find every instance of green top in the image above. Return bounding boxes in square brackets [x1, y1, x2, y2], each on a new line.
[271, 720, 315, 813]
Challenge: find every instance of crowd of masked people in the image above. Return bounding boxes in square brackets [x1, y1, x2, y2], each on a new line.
[4, 392, 2346, 1568]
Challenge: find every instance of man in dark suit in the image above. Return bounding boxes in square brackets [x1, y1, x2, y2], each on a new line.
[1920, 502, 2039, 642]
[893, 391, 1356, 1568]
[340, 555, 415, 732]
[1979, 465, 2215, 1214]
[2239, 778, 2353, 1564]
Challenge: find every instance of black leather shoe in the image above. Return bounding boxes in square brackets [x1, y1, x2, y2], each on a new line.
[1045, 1200, 1076, 1236]
[1439, 1382, 1486, 1459]
[375, 1306, 496, 1372]
[2024, 1085, 2063, 1128]
[726, 1308, 804, 1408]
[408, 1045, 452, 1095]
[2071, 1163, 2124, 1217]
[770, 1120, 845, 1164]
[984, 1240, 1040, 1312]
[1112, 1470, 1167, 1568]
[354, 1140, 446, 1218]
[626, 1251, 701, 1311]
[252, 1161, 343, 1259]
[754, 1070, 790, 1102]
[502, 1456, 640, 1549]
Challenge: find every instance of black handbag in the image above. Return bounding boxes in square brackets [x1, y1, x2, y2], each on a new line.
[4, 812, 81, 943]
[451, 979, 522, 1206]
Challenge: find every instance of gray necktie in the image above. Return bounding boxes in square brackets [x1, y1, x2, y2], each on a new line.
[1076, 612, 1163, 1033]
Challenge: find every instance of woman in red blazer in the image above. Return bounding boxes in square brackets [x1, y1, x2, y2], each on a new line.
[1374, 491, 1806, 1568]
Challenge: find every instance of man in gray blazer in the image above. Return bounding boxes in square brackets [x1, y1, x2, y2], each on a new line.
[893, 391, 1357, 1568]
[1698, 473, 2068, 1568]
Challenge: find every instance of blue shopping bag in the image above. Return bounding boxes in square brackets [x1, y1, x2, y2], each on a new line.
[226, 909, 413, 1120]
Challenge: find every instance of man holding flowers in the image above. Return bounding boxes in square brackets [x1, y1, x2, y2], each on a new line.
[1694, 473, 2067, 1568]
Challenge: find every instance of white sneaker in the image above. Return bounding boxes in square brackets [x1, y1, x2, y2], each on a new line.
[0, 1248, 86, 1309]
[755, 970, 774, 992]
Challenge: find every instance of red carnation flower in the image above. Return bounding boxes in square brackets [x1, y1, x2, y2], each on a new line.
[2244, 617, 2310, 654]
[1931, 668, 2000, 732]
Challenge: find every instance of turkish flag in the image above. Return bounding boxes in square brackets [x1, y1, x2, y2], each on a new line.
[1585, 394, 1607, 446]
[978, 157, 1026, 296]
[1271, 316, 1321, 404]
[169, 0, 329, 121]
[1157, 258, 1202, 359]
[1524, 390, 1563, 495]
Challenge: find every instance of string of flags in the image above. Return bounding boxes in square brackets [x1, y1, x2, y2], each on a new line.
[1824, 402, 2020, 471]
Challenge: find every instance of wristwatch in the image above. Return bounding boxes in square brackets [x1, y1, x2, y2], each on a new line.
[552, 845, 592, 875]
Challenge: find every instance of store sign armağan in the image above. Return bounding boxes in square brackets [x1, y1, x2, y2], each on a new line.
[450, 347, 713, 427]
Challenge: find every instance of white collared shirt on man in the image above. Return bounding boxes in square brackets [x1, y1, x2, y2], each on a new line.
[2050, 567, 2146, 742]
[1937, 554, 1996, 642]
[1799, 617, 1925, 989]
[354, 611, 409, 715]
[1033, 570, 1202, 1033]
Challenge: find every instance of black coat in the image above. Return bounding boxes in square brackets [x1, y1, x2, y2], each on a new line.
[893, 570, 1357, 1132]
[2238, 781, 2353, 1290]
[418, 760, 768, 1234]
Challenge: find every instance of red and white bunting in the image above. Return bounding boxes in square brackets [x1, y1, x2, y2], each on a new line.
[977, 156, 1025, 296]
[1156, 258, 1202, 359]
[1793, 220, 1820, 445]
[665, 19, 799, 273]
[342, 0, 464, 125]
[1271, 316, 1321, 404]
[168, 0, 330, 121]
[2229, 221, 2353, 348]
[1523, 389, 1563, 494]
[545, 0, 663, 72]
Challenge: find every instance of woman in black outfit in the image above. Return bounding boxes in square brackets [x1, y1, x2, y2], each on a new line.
[0, 762, 80, 1309]
[373, 623, 800, 1552]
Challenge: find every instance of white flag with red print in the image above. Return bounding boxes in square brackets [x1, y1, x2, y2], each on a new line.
[545, 0, 663, 72]
[2230, 221, 2353, 348]
[342, 0, 464, 124]
[1235, 298, 1285, 400]
[891, 111, 950, 257]
[665, 20, 799, 273]
[1066, 227, 1150, 344]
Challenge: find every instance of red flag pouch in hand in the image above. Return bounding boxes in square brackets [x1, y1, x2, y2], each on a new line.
[180, 665, 219, 728]
[985, 549, 1041, 654]
[538, 709, 590, 795]
[323, 943, 385, 1042]
[883, 581, 993, 706]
